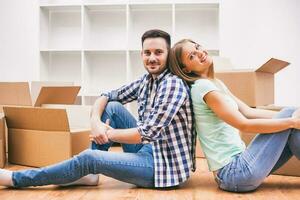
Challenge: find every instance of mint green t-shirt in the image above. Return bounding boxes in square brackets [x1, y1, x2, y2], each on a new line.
[191, 79, 246, 171]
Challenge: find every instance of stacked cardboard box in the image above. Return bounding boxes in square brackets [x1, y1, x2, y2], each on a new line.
[216, 58, 289, 107]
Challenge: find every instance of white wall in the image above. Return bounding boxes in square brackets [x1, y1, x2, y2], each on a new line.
[220, 0, 300, 106]
[0, 0, 39, 81]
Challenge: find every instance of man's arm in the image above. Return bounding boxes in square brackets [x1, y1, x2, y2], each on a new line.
[89, 76, 145, 144]
[90, 96, 111, 144]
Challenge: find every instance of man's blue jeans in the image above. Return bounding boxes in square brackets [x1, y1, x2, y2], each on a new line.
[215, 107, 300, 192]
[12, 102, 155, 188]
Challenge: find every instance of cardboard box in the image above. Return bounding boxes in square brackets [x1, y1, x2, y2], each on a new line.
[0, 113, 6, 168]
[1, 82, 87, 167]
[216, 58, 289, 107]
[3, 106, 90, 167]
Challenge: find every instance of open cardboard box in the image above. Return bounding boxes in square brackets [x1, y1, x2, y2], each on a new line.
[1, 82, 90, 167]
[216, 58, 289, 107]
[3, 106, 90, 167]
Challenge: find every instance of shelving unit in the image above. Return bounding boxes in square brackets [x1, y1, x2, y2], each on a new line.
[39, 0, 220, 110]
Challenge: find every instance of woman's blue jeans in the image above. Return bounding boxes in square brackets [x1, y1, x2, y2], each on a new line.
[12, 101, 155, 188]
[215, 107, 300, 192]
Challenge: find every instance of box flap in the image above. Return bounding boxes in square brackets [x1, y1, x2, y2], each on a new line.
[0, 82, 32, 106]
[34, 86, 81, 107]
[30, 81, 74, 105]
[255, 58, 290, 74]
[3, 106, 70, 131]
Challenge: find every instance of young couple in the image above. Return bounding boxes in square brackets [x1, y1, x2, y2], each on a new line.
[0, 29, 299, 193]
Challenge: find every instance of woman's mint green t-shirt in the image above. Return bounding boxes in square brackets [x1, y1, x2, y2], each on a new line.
[191, 79, 246, 171]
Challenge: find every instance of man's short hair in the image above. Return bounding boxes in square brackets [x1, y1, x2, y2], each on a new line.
[141, 29, 171, 49]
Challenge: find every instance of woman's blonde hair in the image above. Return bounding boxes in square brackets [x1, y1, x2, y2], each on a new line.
[169, 39, 214, 84]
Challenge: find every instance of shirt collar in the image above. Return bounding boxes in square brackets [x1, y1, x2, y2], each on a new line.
[146, 69, 170, 83]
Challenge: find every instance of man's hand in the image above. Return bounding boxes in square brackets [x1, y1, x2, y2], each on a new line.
[90, 119, 112, 144]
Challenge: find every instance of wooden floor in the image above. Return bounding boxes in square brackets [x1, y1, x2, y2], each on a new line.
[1, 148, 300, 200]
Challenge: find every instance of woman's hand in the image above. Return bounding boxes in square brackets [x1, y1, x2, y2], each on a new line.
[292, 108, 300, 129]
[292, 108, 300, 118]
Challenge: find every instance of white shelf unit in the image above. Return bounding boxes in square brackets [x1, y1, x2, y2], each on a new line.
[39, 1, 220, 109]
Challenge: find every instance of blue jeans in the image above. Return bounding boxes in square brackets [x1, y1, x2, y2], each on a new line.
[12, 101, 155, 188]
[215, 107, 300, 192]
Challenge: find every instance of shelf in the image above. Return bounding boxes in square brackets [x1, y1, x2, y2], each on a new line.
[83, 51, 127, 94]
[40, 5, 81, 50]
[84, 0, 128, 5]
[128, 4, 172, 50]
[40, 0, 82, 6]
[40, 51, 81, 85]
[83, 5, 127, 50]
[174, 3, 219, 50]
[40, 49, 82, 52]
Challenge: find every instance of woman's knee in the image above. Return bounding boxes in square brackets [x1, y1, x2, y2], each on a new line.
[289, 132, 300, 159]
[274, 107, 297, 119]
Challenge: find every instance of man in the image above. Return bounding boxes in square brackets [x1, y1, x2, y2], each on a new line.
[0, 29, 195, 189]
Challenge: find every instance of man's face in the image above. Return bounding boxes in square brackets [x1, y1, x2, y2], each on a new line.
[141, 38, 169, 78]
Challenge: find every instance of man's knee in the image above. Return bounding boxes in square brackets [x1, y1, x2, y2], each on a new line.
[105, 101, 123, 113]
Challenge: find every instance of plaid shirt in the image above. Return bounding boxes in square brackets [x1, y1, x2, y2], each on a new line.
[102, 69, 196, 187]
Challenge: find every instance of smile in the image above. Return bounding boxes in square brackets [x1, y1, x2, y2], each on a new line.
[201, 54, 207, 63]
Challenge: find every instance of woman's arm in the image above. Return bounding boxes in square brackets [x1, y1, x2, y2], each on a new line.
[204, 91, 299, 134]
[226, 88, 278, 119]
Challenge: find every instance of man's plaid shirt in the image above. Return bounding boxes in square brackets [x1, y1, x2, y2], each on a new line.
[102, 70, 196, 187]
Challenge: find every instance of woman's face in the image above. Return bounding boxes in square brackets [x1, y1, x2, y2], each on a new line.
[181, 41, 213, 77]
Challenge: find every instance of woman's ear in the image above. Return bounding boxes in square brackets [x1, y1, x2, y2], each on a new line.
[182, 67, 191, 74]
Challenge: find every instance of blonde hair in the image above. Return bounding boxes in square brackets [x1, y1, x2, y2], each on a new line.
[169, 39, 215, 84]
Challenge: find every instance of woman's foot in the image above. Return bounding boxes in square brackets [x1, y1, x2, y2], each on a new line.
[59, 174, 99, 187]
[0, 169, 13, 187]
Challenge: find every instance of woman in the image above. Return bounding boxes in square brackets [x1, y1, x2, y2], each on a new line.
[169, 39, 300, 192]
